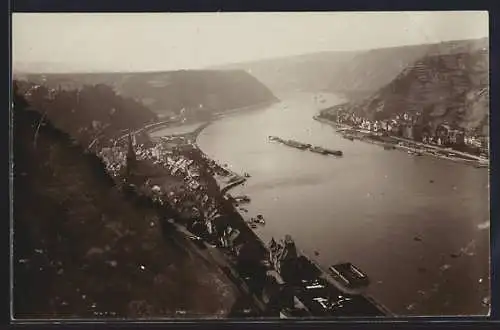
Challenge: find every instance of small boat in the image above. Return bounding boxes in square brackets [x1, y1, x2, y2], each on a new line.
[250, 223, 258, 229]
[234, 195, 251, 203]
[408, 150, 423, 156]
[244, 172, 251, 178]
[329, 263, 370, 288]
[249, 214, 265, 225]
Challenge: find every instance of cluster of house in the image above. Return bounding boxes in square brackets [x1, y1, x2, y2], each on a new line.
[331, 108, 488, 151]
[97, 134, 382, 317]
[98, 135, 245, 250]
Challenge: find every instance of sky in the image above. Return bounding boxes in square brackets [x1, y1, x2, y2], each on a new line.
[12, 11, 488, 73]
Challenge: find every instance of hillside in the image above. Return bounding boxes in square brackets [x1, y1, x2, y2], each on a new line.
[12, 89, 241, 318]
[16, 70, 278, 118]
[215, 38, 488, 100]
[14, 81, 159, 148]
[332, 44, 489, 134]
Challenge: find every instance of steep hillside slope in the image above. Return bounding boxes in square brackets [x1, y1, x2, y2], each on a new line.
[340, 45, 489, 133]
[12, 92, 240, 318]
[18, 70, 278, 117]
[328, 38, 488, 99]
[15, 81, 158, 146]
[215, 38, 488, 100]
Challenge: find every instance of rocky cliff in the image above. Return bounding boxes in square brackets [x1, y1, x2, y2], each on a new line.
[338, 41, 489, 134]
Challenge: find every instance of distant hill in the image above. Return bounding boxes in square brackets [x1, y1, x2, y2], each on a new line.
[16, 70, 278, 117]
[214, 38, 488, 101]
[332, 42, 489, 134]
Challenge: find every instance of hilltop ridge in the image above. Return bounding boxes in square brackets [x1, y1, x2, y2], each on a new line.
[214, 38, 488, 100]
[15, 69, 279, 119]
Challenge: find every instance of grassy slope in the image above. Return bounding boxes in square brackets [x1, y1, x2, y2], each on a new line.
[13, 104, 239, 319]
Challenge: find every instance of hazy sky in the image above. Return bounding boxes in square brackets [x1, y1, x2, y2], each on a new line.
[12, 11, 488, 72]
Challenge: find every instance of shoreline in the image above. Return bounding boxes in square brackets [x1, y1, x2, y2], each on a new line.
[179, 105, 391, 315]
[128, 102, 484, 316]
[313, 115, 489, 168]
[147, 99, 278, 135]
[144, 102, 275, 193]
[138, 100, 392, 316]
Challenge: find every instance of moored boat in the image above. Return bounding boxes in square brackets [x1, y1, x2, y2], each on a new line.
[329, 263, 370, 289]
[234, 195, 251, 203]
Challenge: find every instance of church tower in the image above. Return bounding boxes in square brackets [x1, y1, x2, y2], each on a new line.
[125, 132, 136, 178]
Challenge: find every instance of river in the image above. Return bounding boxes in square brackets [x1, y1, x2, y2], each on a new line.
[164, 93, 490, 316]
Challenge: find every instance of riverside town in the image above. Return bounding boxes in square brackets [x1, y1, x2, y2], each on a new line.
[12, 12, 490, 320]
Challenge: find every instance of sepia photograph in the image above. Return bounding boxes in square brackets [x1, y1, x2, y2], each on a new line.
[11, 11, 490, 320]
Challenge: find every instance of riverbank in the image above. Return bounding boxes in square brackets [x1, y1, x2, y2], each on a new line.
[147, 122, 248, 194]
[186, 98, 489, 316]
[147, 100, 279, 136]
[313, 115, 489, 168]
[140, 105, 390, 317]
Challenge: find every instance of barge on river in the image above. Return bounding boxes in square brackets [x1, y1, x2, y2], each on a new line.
[269, 136, 310, 150]
[310, 146, 343, 156]
[269, 136, 343, 157]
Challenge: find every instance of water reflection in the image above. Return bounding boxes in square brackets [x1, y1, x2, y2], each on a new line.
[196, 93, 489, 316]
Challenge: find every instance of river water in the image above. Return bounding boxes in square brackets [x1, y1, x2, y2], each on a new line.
[163, 93, 489, 316]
